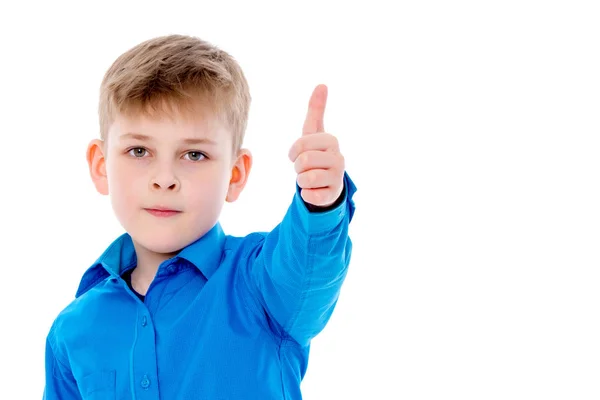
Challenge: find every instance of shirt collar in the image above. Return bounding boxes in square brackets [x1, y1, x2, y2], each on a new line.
[176, 222, 225, 280]
[75, 222, 226, 298]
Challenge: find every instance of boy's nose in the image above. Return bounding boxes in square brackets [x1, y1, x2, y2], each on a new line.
[150, 175, 180, 191]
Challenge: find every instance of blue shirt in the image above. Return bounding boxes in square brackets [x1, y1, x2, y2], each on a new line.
[43, 173, 356, 400]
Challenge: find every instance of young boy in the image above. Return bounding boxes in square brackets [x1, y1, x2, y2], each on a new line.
[43, 34, 356, 399]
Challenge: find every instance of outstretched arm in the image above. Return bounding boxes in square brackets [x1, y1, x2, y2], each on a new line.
[242, 85, 356, 347]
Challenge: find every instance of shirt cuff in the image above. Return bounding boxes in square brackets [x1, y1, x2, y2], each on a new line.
[292, 171, 357, 235]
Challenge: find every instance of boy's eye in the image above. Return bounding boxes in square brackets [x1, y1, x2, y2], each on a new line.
[185, 151, 206, 161]
[129, 148, 147, 157]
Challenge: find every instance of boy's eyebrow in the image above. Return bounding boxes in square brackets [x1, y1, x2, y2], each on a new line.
[182, 137, 218, 146]
[120, 133, 152, 142]
[119, 133, 218, 146]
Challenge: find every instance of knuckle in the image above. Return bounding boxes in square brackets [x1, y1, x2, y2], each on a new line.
[297, 174, 305, 188]
[330, 135, 339, 149]
[312, 191, 321, 202]
[293, 141, 303, 158]
[307, 170, 317, 185]
[300, 152, 310, 168]
[303, 189, 314, 203]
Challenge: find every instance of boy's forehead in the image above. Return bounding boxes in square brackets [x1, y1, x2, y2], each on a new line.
[110, 101, 229, 143]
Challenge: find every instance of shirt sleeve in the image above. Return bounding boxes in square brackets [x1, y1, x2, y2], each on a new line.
[243, 172, 357, 347]
[43, 327, 82, 400]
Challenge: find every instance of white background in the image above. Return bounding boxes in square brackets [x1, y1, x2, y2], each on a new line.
[1, 1, 599, 399]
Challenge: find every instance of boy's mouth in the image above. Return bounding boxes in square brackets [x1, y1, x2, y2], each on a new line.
[144, 207, 181, 218]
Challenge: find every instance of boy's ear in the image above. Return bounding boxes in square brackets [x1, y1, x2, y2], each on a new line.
[226, 149, 252, 203]
[86, 139, 109, 196]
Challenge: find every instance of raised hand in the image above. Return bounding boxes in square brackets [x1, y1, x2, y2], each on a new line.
[288, 84, 345, 208]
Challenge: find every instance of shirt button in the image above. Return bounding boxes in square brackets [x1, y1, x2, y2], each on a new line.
[141, 316, 147, 327]
[140, 375, 151, 389]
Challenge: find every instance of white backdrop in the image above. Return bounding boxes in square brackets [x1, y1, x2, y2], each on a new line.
[1, 1, 599, 399]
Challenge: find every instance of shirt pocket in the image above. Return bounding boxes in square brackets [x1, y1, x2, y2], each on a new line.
[79, 369, 116, 400]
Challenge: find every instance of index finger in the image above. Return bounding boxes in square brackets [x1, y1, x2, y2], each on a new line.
[302, 84, 328, 135]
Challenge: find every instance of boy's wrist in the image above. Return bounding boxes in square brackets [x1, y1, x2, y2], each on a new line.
[303, 184, 346, 213]
[293, 171, 356, 235]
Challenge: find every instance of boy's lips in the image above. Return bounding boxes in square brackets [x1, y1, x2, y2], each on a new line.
[144, 207, 182, 217]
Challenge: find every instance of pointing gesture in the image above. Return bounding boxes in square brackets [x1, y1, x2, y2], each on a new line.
[302, 84, 327, 135]
[289, 85, 345, 207]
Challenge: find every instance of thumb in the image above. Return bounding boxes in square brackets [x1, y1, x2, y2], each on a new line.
[302, 84, 328, 135]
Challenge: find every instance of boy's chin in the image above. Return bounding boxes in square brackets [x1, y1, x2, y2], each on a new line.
[133, 234, 195, 256]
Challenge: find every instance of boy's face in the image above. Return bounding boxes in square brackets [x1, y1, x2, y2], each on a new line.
[87, 102, 251, 255]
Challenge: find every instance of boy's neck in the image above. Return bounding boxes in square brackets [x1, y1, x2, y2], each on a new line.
[130, 242, 178, 296]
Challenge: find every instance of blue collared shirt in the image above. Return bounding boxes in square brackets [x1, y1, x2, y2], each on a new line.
[43, 173, 356, 399]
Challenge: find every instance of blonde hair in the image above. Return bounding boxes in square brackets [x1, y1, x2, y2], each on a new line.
[98, 34, 251, 152]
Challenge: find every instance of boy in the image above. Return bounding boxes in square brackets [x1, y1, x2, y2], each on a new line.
[43, 34, 356, 399]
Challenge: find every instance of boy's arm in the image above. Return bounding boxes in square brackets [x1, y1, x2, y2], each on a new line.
[43, 328, 82, 399]
[242, 85, 356, 347]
